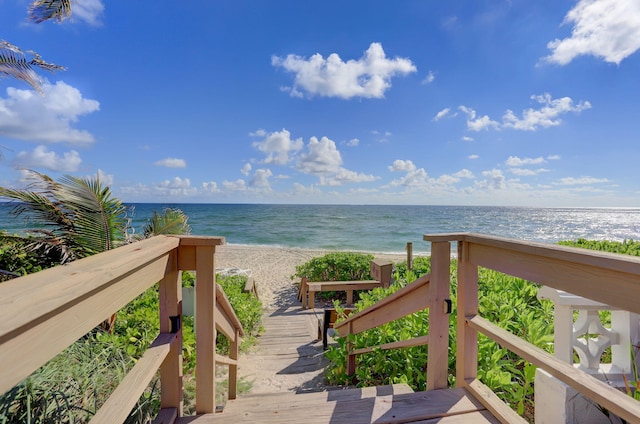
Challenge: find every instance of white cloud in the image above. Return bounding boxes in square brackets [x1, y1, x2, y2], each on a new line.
[433, 108, 451, 121]
[554, 176, 610, 185]
[252, 128, 303, 165]
[388, 159, 417, 172]
[250, 168, 273, 190]
[272, 42, 417, 99]
[154, 157, 187, 168]
[546, 0, 640, 65]
[298, 136, 343, 175]
[458, 106, 499, 131]
[241, 163, 252, 176]
[509, 168, 549, 176]
[202, 181, 221, 193]
[222, 179, 247, 191]
[95, 169, 114, 186]
[297, 136, 376, 185]
[346, 138, 360, 147]
[547, 154, 561, 160]
[505, 156, 546, 167]
[476, 169, 507, 190]
[502, 94, 591, 131]
[387, 167, 429, 188]
[453, 169, 474, 179]
[422, 71, 436, 84]
[462, 136, 474, 142]
[13, 145, 81, 172]
[0, 81, 100, 144]
[468, 154, 479, 160]
[154, 177, 197, 196]
[73, 0, 105, 26]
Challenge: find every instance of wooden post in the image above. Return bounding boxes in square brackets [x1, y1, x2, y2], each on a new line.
[456, 241, 478, 386]
[158, 250, 183, 415]
[228, 328, 240, 400]
[407, 242, 413, 271]
[195, 244, 216, 414]
[426, 241, 451, 390]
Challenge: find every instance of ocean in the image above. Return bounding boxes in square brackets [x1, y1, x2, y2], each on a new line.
[2, 203, 638, 255]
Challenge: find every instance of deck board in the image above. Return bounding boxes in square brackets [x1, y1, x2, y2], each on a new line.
[176, 387, 497, 423]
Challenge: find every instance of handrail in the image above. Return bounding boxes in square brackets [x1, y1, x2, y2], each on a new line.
[0, 234, 244, 422]
[333, 240, 453, 392]
[424, 232, 640, 423]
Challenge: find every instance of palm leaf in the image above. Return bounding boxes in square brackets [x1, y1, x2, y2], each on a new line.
[28, 0, 73, 24]
[0, 41, 64, 93]
[55, 174, 128, 255]
[143, 208, 192, 237]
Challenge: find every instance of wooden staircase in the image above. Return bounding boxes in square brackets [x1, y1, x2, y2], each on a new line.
[176, 384, 498, 423]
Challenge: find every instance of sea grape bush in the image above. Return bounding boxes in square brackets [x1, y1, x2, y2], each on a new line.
[293, 252, 374, 282]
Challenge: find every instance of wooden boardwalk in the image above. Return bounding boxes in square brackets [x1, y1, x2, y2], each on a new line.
[175, 305, 498, 423]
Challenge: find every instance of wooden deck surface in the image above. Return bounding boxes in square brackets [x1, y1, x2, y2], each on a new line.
[177, 385, 498, 423]
[172, 305, 498, 424]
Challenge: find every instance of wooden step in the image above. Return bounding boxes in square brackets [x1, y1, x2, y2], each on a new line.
[175, 387, 499, 424]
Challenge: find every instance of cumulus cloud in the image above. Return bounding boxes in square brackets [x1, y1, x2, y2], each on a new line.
[476, 169, 507, 190]
[0, 81, 100, 144]
[202, 181, 221, 193]
[95, 169, 114, 186]
[458, 106, 499, 131]
[502, 94, 591, 131]
[505, 156, 547, 167]
[468, 154, 479, 160]
[222, 179, 248, 191]
[154, 157, 187, 168]
[462, 136, 474, 142]
[250, 168, 273, 190]
[388, 159, 417, 172]
[450, 94, 590, 132]
[241, 163, 252, 176]
[155, 177, 197, 196]
[13, 145, 82, 172]
[545, 0, 640, 65]
[346, 138, 360, 147]
[73, 0, 105, 26]
[509, 168, 549, 176]
[272, 42, 417, 99]
[297, 136, 376, 185]
[252, 129, 303, 165]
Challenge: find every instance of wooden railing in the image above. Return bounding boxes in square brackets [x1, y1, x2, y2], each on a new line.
[334, 241, 452, 390]
[0, 235, 244, 423]
[337, 233, 640, 423]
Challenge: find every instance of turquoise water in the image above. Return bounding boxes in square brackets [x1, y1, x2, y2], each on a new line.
[2, 203, 638, 254]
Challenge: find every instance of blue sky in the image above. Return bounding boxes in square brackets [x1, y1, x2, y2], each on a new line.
[1, 0, 639, 206]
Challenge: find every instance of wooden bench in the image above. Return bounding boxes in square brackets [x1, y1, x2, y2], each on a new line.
[299, 260, 392, 309]
[321, 307, 355, 349]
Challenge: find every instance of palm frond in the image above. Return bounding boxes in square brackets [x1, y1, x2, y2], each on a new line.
[143, 208, 192, 238]
[55, 174, 128, 255]
[0, 41, 64, 94]
[28, 0, 73, 24]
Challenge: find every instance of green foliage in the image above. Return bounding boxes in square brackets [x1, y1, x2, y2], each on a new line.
[141, 208, 192, 238]
[558, 238, 640, 256]
[293, 252, 374, 282]
[0, 234, 57, 279]
[325, 259, 551, 418]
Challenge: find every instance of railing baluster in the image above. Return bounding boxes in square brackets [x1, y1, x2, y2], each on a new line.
[195, 243, 216, 414]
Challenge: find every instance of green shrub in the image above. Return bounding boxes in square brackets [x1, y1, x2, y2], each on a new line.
[293, 252, 374, 282]
[558, 238, 640, 256]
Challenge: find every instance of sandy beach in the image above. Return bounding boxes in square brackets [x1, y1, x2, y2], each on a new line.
[215, 244, 408, 310]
